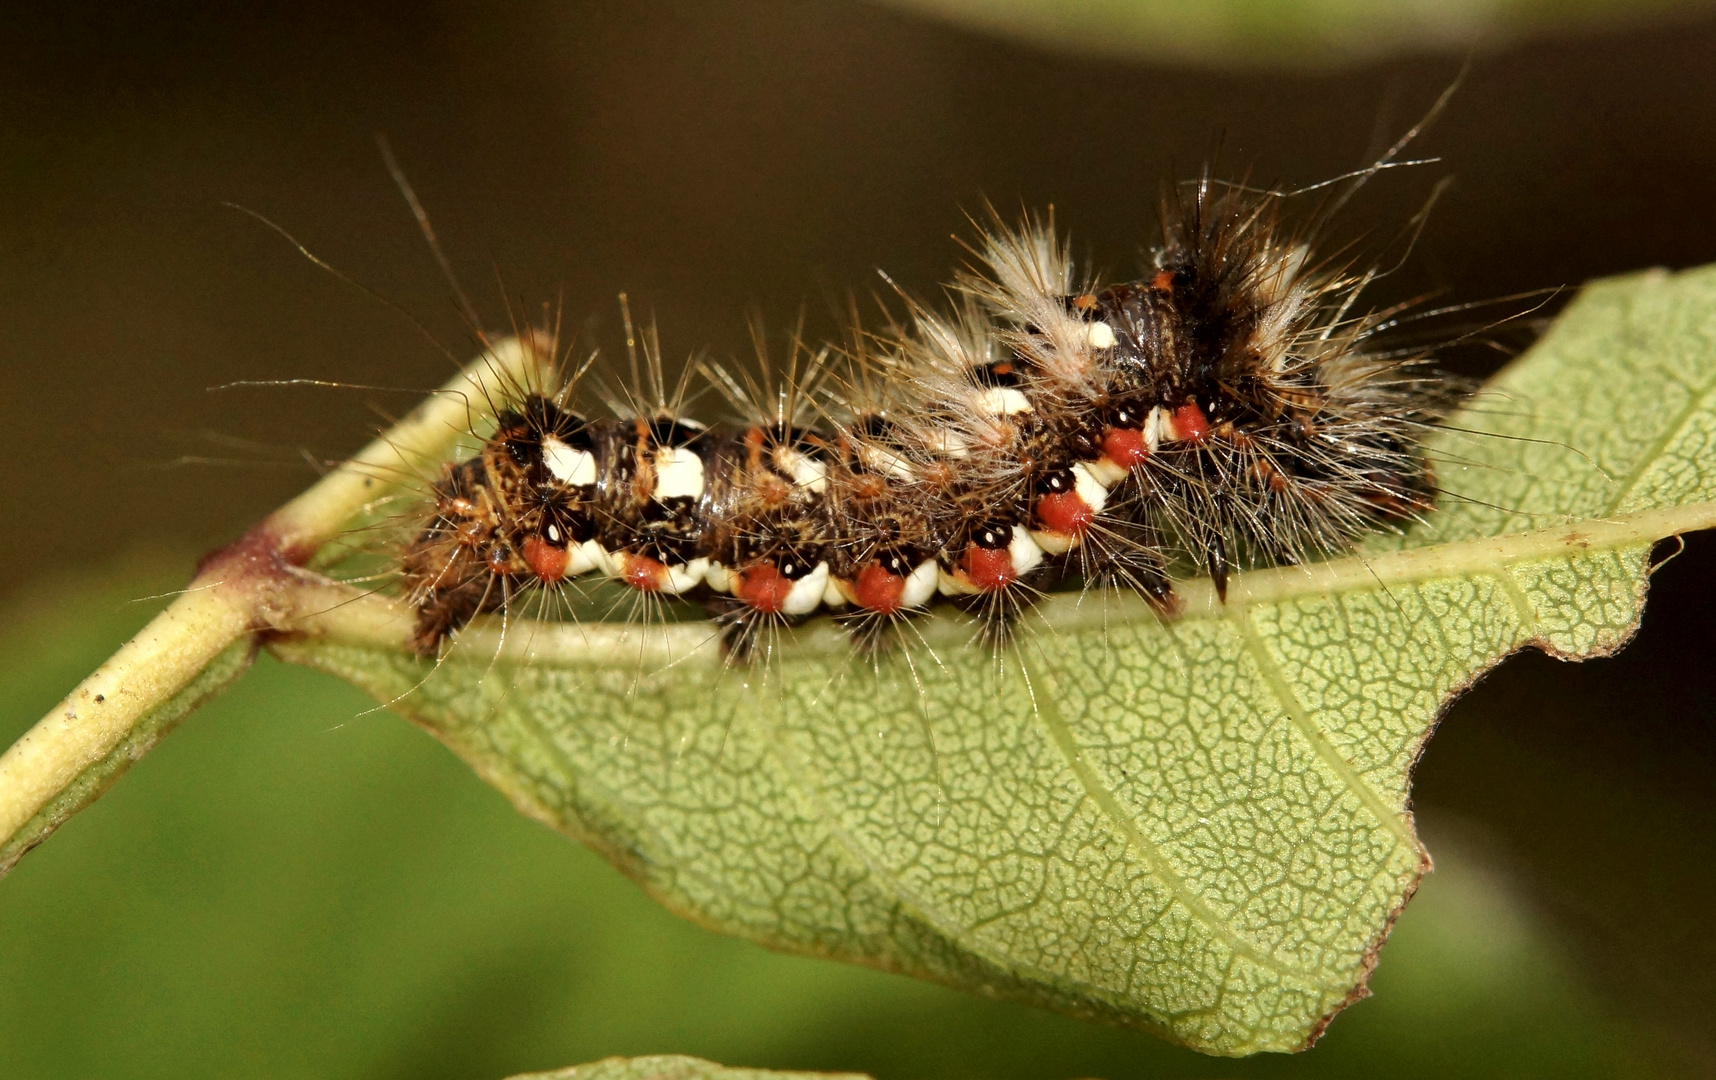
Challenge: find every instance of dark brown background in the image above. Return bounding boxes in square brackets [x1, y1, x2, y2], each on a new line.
[4, 1, 1715, 1072]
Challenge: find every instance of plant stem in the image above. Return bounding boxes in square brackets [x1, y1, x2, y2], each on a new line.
[0, 336, 547, 872]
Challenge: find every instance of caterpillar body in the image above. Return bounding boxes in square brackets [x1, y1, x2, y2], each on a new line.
[398, 176, 1454, 658]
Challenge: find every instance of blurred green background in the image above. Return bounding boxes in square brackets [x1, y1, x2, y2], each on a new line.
[4, 1, 1715, 1077]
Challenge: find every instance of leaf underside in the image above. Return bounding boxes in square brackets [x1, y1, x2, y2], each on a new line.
[277, 264, 1716, 1055]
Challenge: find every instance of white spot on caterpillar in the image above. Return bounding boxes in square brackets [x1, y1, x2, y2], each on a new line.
[1086, 321, 1117, 349]
[1085, 456, 1129, 487]
[1008, 525, 1045, 576]
[865, 446, 916, 480]
[568, 540, 603, 577]
[661, 556, 709, 594]
[782, 561, 831, 616]
[1030, 528, 1074, 556]
[542, 436, 597, 487]
[974, 387, 1032, 417]
[779, 447, 829, 493]
[821, 574, 849, 608]
[1144, 406, 1171, 453]
[830, 574, 858, 606]
[902, 559, 939, 608]
[704, 561, 735, 594]
[653, 446, 705, 501]
[936, 565, 979, 597]
[595, 544, 623, 578]
[926, 428, 971, 459]
[1072, 461, 1108, 513]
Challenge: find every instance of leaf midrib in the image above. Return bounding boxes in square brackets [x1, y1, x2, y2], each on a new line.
[373, 499, 1716, 670]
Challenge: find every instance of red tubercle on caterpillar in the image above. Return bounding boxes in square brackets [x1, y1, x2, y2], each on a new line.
[1172, 402, 1210, 444]
[621, 553, 668, 592]
[736, 562, 793, 614]
[1100, 426, 1149, 470]
[959, 543, 1017, 592]
[522, 536, 570, 583]
[1034, 488, 1094, 538]
[851, 561, 908, 615]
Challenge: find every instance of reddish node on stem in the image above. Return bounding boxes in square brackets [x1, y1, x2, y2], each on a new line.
[736, 562, 792, 613]
[1035, 489, 1094, 537]
[195, 519, 297, 580]
[852, 561, 906, 614]
[961, 543, 1016, 591]
[522, 536, 570, 583]
[1101, 426, 1148, 470]
[1173, 402, 1211, 444]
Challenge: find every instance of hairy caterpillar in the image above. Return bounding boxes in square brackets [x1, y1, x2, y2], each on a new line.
[393, 167, 1460, 661]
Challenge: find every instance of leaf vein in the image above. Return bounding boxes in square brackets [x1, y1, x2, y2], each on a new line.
[747, 686, 1113, 1002]
[1493, 568, 1541, 637]
[1608, 342, 1716, 510]
[1236, 611, 1414, 849]
[1024, 657, 1316, 980]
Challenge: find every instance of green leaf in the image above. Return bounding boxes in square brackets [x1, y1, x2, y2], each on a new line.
[869, 0, 1716, 68]
[274, 264, 1716, 1055]
[0, 586, 1653, 1079]
[506, 1056, 867, 1080]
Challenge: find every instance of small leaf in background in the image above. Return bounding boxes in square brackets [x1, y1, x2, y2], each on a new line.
[272, 262, 1716, 1057]
[506, 1055, 868, 1080]
[868, 0, 1716, 67]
